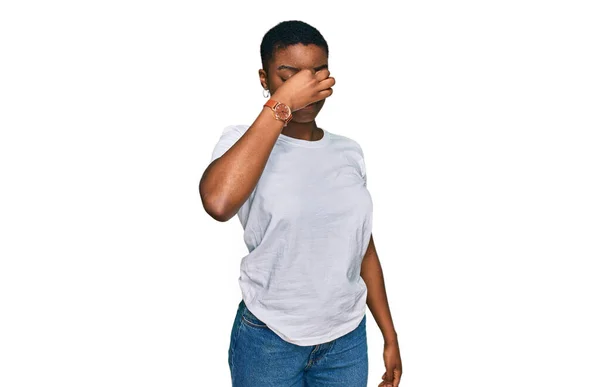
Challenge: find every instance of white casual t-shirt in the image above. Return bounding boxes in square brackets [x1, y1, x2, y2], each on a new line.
[210, 124, 373, 346]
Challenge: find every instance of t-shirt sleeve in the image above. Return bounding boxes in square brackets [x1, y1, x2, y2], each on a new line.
[209, 125, 245, 163]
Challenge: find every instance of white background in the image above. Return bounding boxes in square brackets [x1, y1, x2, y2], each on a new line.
[1, 1, 599, 386]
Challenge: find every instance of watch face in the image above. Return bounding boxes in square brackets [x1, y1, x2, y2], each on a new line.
[274, 103, 291, 119]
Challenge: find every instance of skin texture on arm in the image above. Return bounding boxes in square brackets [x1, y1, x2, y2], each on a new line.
[360, 233, 403, 387]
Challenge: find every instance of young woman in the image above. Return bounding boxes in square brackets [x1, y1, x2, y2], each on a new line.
[200, 20, 402, 387]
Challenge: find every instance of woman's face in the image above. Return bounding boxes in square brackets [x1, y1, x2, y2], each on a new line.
[259, 43, 329, 123]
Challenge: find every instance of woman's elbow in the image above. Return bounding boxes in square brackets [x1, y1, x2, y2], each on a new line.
[199, 184, 234, 222]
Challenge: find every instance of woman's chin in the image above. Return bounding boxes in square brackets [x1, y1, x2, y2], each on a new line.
[292, 108, 322, 123]
[291, 113, 319, 123]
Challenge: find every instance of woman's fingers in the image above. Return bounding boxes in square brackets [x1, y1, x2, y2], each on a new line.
[314, 68, 330, 81]
[319, 76, 335, 90]
[315, 87, 333, 102]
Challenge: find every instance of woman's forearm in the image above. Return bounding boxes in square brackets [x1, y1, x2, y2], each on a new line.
[360, 234, 398, 343]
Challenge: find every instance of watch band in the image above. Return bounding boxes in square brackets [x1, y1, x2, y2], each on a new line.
[263, 99, 279, 110]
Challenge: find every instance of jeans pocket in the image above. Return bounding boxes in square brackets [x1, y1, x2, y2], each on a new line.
[241, 300, 269, 329]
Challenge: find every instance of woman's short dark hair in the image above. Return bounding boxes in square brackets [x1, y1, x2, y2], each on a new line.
[260, 20, 329, 71]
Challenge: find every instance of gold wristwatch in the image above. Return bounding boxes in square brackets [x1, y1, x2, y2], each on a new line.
[263, 98, 293, 126]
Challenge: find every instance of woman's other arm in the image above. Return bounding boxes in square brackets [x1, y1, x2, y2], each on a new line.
[360, 234, 403, 386]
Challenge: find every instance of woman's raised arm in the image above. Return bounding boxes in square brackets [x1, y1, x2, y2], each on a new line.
[199, 69, 334, 222]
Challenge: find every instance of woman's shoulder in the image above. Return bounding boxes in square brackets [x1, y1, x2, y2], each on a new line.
[327, 130, 364, 156]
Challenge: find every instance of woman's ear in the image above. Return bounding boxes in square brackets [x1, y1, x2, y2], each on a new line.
[258, 69, 268, 90]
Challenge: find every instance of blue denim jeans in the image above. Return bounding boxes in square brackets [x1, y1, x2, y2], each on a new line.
[228, 299, 368, 386]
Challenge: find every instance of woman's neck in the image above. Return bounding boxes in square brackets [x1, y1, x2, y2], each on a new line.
[281, 121, 322, 141]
